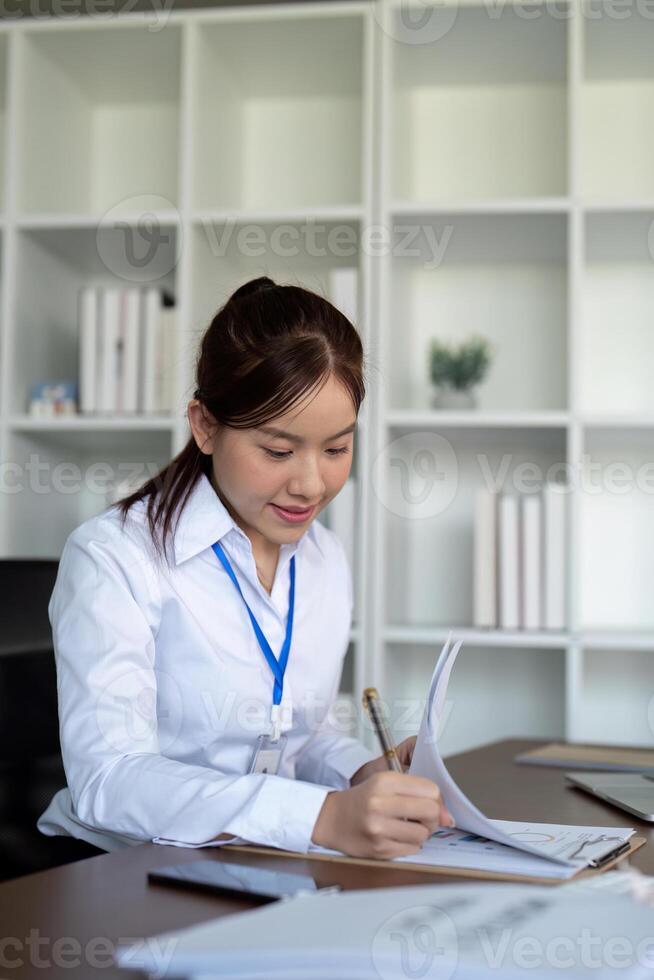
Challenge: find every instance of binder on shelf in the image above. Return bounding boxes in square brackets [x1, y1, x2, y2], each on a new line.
[140, 286, 161, 415]
[118, 287, 141, 415]
[75, 284, 175, 419]
[498, 494, 520, 630]
[156, 304, 177, 414]
[522, 492, 542, 631]
[473, 487, 497, 629]
[543, 482, 566, 630]
[78, 286, 98, 415]
[98, 287, 121, 415]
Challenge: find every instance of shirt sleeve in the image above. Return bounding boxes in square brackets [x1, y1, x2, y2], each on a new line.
[294, 674, 376, 790]
[49, 519, 332, 854]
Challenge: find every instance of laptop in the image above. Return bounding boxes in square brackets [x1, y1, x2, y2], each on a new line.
[566, 771, 654, 821]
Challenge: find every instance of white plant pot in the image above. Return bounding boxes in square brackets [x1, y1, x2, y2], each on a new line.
[431, 385, 478, 410]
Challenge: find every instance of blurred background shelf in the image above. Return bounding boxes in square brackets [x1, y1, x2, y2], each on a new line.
[0, 0, 652, 753]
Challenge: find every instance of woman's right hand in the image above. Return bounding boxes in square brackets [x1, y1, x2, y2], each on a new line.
[311, 771, 454, 860]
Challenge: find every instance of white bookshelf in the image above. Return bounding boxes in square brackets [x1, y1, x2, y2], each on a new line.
[0, 2, 375, 735]
[0, 0, 652, 754]
[368, 0, 654, 755]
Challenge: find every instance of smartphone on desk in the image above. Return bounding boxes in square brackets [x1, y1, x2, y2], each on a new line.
[148, 859, 340, 904]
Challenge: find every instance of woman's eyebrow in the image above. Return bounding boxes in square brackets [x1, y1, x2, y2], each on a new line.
[256, 422, 357, 443]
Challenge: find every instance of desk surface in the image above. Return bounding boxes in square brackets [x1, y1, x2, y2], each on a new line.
[2, 738, 652, 979]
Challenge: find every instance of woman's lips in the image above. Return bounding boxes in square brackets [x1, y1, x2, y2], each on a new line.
[270, 503, 316, 524]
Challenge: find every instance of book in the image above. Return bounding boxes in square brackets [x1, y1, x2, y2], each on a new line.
[78, 286, 98, 414]
[522, 493, 542, 630]
[543, 482, 566, 630]
[98, 287, 121, 414]
[516, 742, 654, 772]
[120, 287, 142, 415]
[140, 287, 161, 414]
[498, 494, 520, 630]
[473, 487, 497, 628]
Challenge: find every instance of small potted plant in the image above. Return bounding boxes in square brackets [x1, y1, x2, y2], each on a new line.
[429, 335, 493, 410]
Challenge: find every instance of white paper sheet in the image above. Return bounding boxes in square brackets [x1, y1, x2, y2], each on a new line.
[115, 878, 654, 978]
[407, 634, 634, 869]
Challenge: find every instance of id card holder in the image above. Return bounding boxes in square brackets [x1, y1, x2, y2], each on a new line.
[248, 733, 288, 775]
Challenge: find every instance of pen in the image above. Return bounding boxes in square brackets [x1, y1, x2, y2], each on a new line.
[362, 687, 404, 773]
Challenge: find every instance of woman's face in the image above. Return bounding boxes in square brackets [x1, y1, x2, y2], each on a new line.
[188, 374, 357, 551]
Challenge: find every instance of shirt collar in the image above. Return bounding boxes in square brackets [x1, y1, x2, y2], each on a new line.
[172, 471, 325, 565]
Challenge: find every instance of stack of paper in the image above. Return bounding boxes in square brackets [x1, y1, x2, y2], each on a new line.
[115, 877, 654, 978]
[312, 635, 635, 881]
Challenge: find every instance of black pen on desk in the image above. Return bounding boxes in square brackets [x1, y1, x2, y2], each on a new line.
[362, 687, 404, 773]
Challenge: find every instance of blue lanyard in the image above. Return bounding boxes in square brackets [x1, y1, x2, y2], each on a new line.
[211, 540, 295, 711]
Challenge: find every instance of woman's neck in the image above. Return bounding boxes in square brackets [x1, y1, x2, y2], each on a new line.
[209, 471, 280, 570]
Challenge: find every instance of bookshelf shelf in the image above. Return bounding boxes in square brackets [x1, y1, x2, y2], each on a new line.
[10, 415, 177, 432]
[581, 7, 654, 202]
[390, 4, 567, 204]
[385, 625, 569, 650]
[386, 411, 571, 430]
[580, 211, 654, 415]
[16, 211, 182, 231]
[391, 198, 571, 217]
[190, 205, 366, 225]
[383, 211, 568, 414]
[190, 12, 364, 213]
[9, 225, 179, 417]
[385, 640, 566, 752]
[0, 0, 650, 754]
[17, 25, 183, 216]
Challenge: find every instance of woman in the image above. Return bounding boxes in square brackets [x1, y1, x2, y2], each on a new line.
[38, 276, 451, 859]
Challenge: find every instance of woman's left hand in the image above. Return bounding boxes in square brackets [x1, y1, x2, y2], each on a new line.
[350, 735, 417, 786]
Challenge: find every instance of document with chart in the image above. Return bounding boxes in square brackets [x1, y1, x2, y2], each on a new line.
[403, 634, 635, 879]
[309, 634, 635, 880]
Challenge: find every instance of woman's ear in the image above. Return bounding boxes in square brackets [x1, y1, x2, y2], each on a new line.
[187, 399, 217, 456]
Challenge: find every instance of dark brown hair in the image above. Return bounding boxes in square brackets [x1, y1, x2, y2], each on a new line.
[115, 276, 366, 565]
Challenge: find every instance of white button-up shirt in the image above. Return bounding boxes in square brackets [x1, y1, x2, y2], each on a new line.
[37, 471, 374, 853]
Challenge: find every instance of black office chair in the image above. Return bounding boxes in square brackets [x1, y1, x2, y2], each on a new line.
[0, 559, 105, 881]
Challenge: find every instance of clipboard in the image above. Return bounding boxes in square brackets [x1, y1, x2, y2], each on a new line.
[222, 835, 646, 887]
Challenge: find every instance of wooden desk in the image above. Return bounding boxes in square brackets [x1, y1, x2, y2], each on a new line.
[1, 738, 652, 979]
